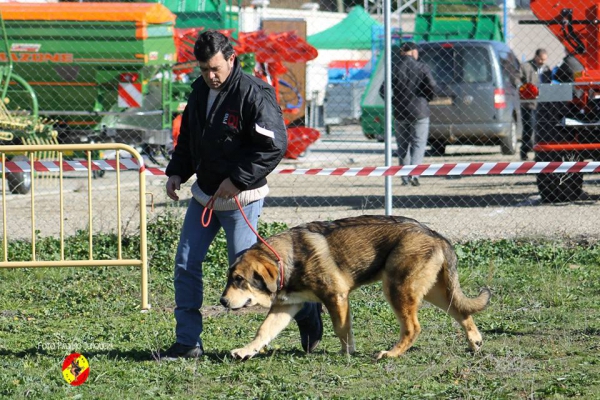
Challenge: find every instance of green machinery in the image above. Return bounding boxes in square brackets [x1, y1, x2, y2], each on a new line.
[360, 0, 504, 140]
[154, 0, 240, 30]
[0, 3, 178, 147]
[0, 12, 58, 194]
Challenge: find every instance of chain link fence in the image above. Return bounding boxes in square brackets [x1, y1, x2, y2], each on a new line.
[1, 0, 599, 244]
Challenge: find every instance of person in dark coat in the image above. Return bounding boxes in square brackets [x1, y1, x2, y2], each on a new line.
[380, 41, 437, 186]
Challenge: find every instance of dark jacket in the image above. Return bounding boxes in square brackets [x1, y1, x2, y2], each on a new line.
[165, 58, 287, 195]
[380, 54, 437, 121]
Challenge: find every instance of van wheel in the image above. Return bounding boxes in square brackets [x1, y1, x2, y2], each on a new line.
[428, 140, 446, 156]
[6, 156, 31, 195]
[500, 119, 518, 155]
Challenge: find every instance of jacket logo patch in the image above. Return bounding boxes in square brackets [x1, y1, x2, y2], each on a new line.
[223, 111, 240, 130]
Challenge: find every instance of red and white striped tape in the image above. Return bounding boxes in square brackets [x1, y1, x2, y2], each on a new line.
[276, 161, 600, 176]
[2, 160, 600, 176]
[1, 159, 143, 173]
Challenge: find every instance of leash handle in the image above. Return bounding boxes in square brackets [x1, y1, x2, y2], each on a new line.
[200, 197, 215, 228]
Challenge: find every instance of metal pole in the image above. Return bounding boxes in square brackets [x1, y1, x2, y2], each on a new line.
[384, 0, 393, 215]
[503, 0, 509, 44]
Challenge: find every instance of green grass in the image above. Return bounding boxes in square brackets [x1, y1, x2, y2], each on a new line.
[0, 213, 599, 399]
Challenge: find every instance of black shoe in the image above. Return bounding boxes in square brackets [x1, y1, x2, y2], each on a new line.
[401, 178, 410, 186]
[159, 342, 203, 361]
[520, 151, 529, 161]
[410, 177, 420, 186]
[296, 303, 323, 353]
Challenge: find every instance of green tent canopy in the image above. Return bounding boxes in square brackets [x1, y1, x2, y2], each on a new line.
[308, 6, 382, 50]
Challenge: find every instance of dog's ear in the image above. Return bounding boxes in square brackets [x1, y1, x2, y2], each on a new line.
[253, 258, 279, 294]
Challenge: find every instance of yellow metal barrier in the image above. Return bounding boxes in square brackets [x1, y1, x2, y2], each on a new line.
[0, 143, 149, 311]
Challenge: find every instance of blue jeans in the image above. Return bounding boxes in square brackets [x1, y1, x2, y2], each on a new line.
[174, 197, 264, 347]
[395, 118, 430, 183]
[173, 197, 314, 347]
[395, 118, 429, 166]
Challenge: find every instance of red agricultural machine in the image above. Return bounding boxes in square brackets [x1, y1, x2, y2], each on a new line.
[173, 28, 321, 159]
[521, 0, 600, 202]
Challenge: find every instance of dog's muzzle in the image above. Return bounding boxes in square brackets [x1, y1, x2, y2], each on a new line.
[220, 296, 252, 310]
[220, 297, 230, 308]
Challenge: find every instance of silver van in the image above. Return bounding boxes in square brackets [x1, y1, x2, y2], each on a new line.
[362, 40, 522, 155]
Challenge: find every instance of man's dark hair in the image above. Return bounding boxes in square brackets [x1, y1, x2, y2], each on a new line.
[535, 48, 547, 58]
[400, 41, 418, 53]
[194, 30, 235, 63]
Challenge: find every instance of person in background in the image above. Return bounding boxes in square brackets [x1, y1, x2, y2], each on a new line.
[520, 48, 551, 161]
[160, 30, 322, 360]
[380, 41, 437, 186]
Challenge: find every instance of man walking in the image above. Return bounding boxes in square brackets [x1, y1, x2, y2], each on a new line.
[160, 30, 322, 360]
[381, 41, 437, 186]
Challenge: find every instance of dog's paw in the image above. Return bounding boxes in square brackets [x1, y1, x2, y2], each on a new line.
[230, 347, 258, 360]
[468, 340, 483, 353]
[375, 350, 390, 360]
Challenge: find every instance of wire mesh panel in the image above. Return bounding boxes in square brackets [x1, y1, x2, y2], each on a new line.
[0, 0, 598, 243]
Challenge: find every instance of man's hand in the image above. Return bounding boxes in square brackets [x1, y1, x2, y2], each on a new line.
[213, 178, 240, 200]
[166, 175, 182, 201]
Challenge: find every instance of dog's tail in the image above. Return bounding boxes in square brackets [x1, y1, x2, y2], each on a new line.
[441, 242, 491, 315]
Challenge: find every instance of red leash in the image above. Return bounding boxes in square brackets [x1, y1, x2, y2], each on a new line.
[200, 197, 215, 228]
[201, 196, 285, 290]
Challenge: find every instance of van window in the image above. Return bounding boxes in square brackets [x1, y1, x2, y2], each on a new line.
[498, 50, 521, 87]
[420, 47, 454, 85]
[420, 46, 492, 85]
